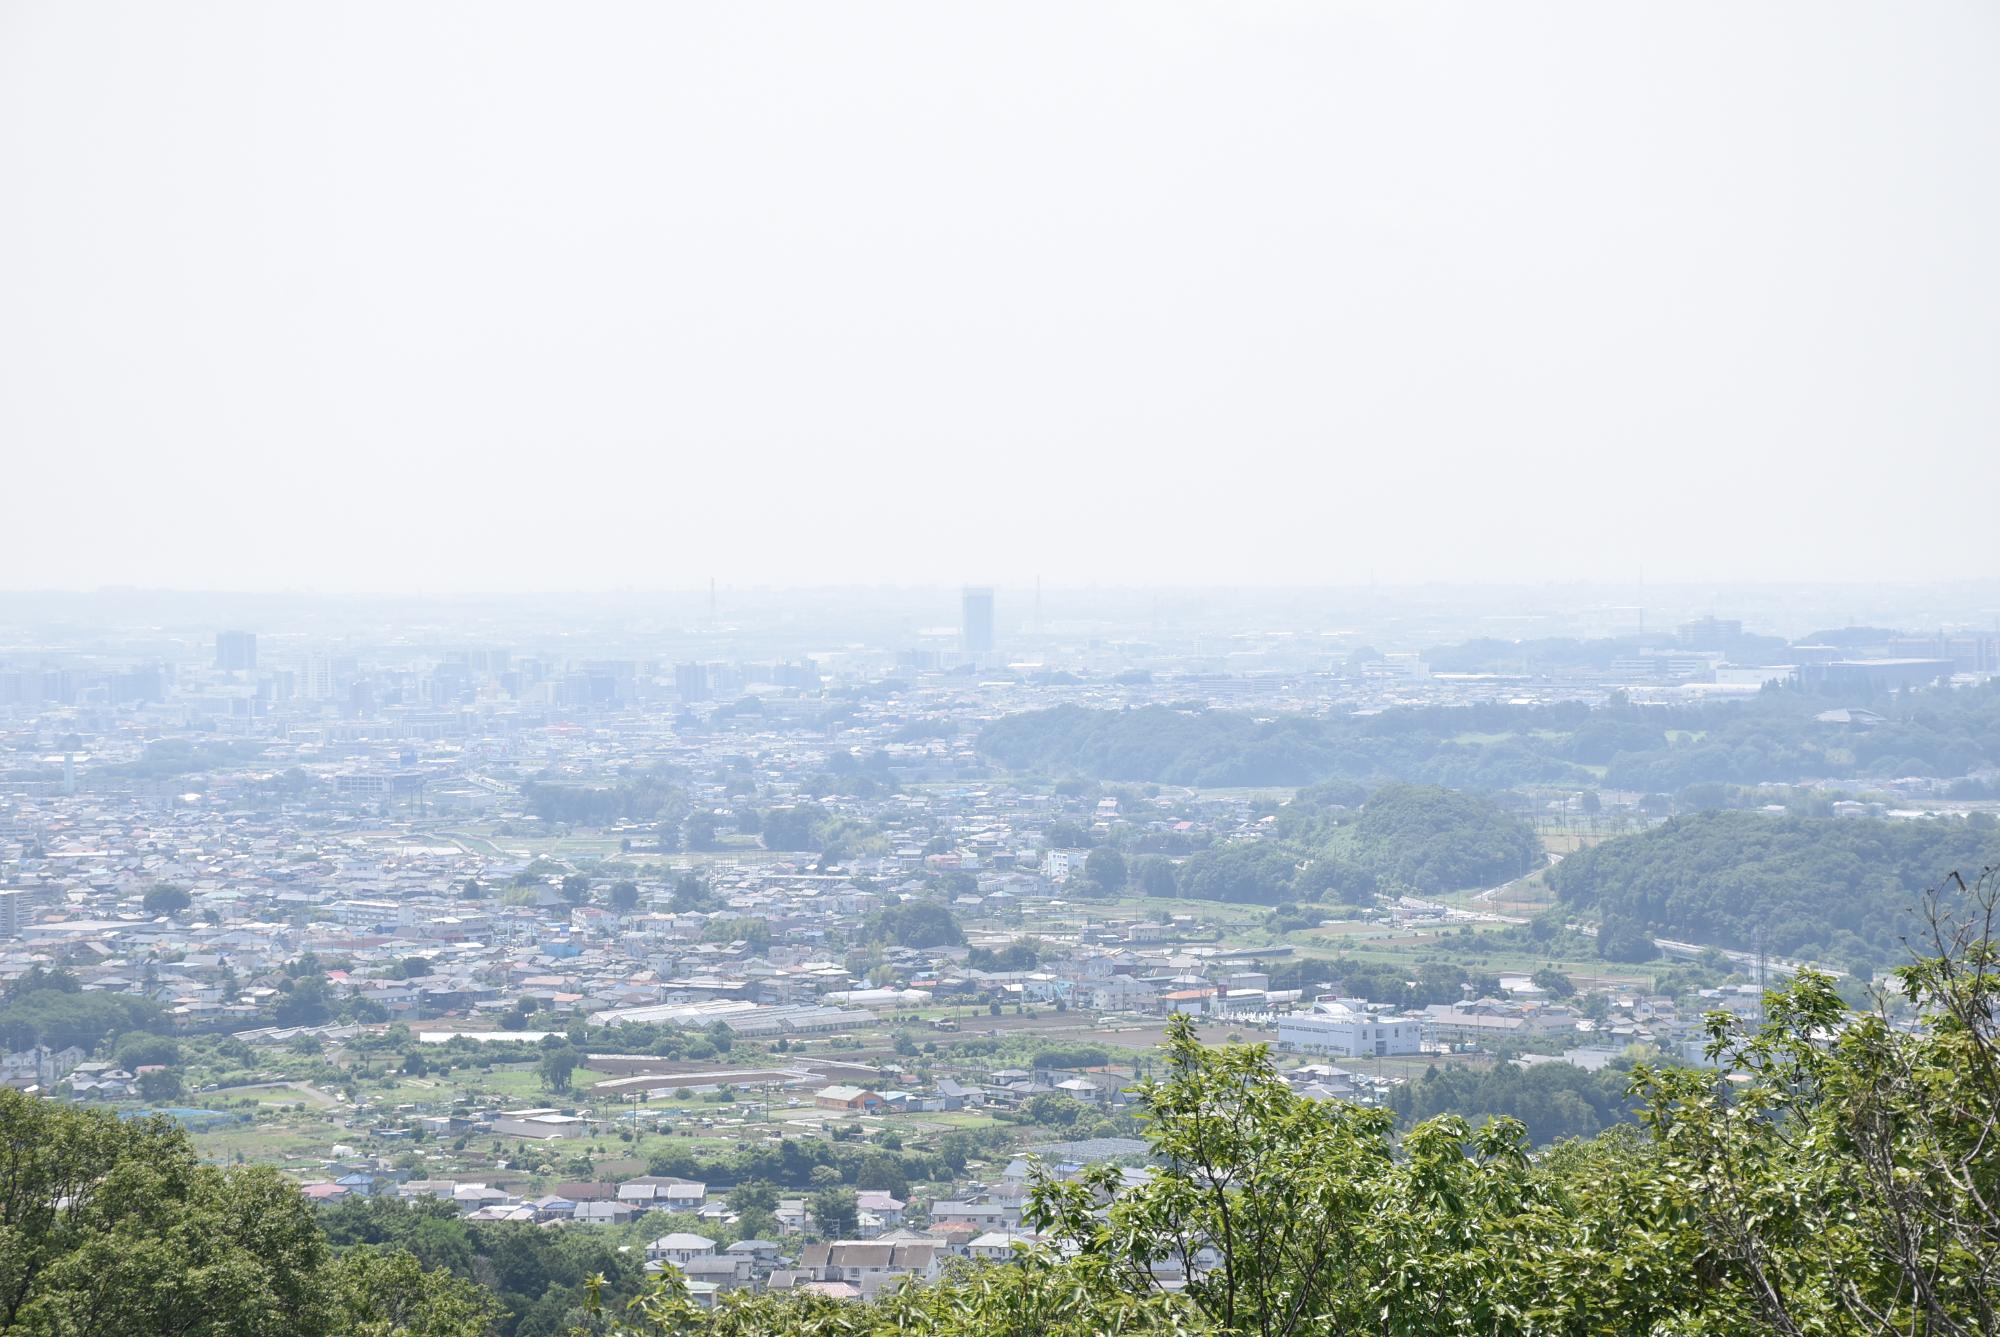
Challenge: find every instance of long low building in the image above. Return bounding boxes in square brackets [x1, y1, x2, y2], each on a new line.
[586, 999, 763, 1027]
[820, 987, 932, 1007]
[1420, 1000, 1579, 1044]
[591, 1067, 815, 1094]
[585, 998, 874, 1035]
[717, 1005, 875, 1036]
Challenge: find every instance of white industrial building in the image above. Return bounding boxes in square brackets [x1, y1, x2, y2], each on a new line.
[1276, 998, 1423, 1058]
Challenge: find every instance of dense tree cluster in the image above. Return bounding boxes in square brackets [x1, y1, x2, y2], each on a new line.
[97, 737, 271, 780]
[1083, 845, 1128, 892]
[965, 939, 1041, 971]
[978, 702, 1593, 789]
[1168, 842, 1304, 905]
[0, 967, 164, 1052]
[316, 1197, 638, 1337]
[141, 884, 192, 916]
[863, 901, 965, 949]
[1605, 681, 2000, 792]
[1348, 784, 1541, 892]
[1333, 960, 1501, 1012]
[642, 1123, 1014, 1191]
[1158, 784, 1540, 904]
[1027, 1044, 1111, 1070]
[757, 803, 827, 851]
[1390, 1058, 1639, 1145]
[1548, 810, 2000, 967]
[0, 1094, 496, 1336]
[519, 770, 688, 828]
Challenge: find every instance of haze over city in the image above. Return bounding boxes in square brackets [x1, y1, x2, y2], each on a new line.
[5, 1, 1998, 592]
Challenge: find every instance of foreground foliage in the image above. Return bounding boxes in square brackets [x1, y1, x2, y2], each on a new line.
[1634, 871, 2000, 1336]
[0, 1093, 496, 1336]
[319, 1196, 647, 1336]
[577, 1255, 1200, 1337]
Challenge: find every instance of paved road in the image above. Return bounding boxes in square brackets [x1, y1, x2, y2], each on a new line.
[1651, 936, 1847, 980]
[1564, 923, 1847, 981]
[1471, 851, 1563, 904]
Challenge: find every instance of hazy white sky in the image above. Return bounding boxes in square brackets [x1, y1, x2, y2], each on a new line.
[2, 3, 1995, 592]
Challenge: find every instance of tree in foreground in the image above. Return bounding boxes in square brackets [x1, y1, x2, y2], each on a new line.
[572, 1252, 1196, 1337]
[575, 1031, 1717, 1335]
[1024, 1018, 1719, 1335]
[0, 1092, 495, 1336]
[1633, 867, 2000, 1337]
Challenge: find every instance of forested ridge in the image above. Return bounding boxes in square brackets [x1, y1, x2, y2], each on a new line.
[6, 874, 1996, 1336]
[977, 680, 2000, 791]
[1548, 810, 2000, 968]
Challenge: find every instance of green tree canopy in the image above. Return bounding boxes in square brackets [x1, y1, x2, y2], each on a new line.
[142, 884, 192, 917]
[807, 1187, 858, 1240]
[865, 902, 964, 949]
[1549, 809, 2000, 966]
[0, 1092, 487, 1336]
[538, 1041, 580, 1093]
[759, 804, 827, 852]
[1083, 846, 1128, 893]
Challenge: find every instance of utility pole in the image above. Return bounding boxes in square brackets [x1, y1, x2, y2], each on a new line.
[1754, 923, 1769, 1024]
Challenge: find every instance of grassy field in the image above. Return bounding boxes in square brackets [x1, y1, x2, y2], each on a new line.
[205, 1081, 343, 1108]
[191, 1115, 350, 1165]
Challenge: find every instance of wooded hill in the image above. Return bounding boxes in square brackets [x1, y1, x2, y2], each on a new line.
[1547, 809, 2000, 969]
[1153, 783, 1541, 903]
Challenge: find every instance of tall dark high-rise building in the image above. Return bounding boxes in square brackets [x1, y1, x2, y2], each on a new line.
[962, 586, 995, 655]
[215, 630, 257, 672]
